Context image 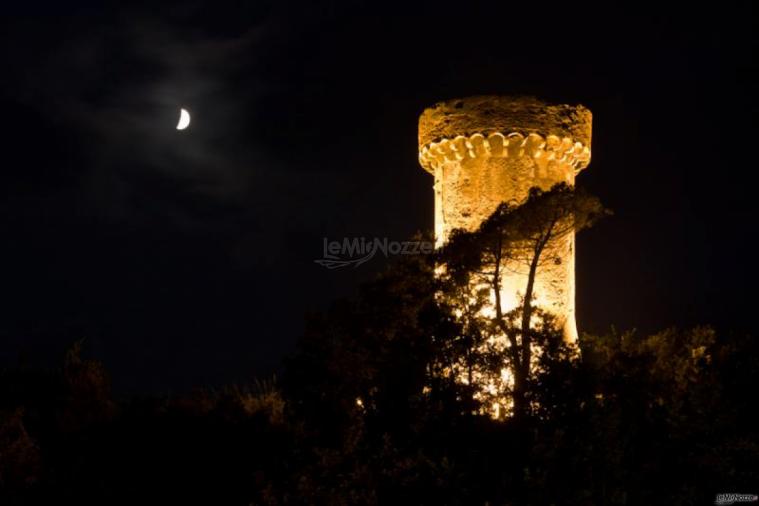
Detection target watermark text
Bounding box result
[314,237,434,269]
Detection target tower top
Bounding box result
[418,95,592,147]
[418,95,592,175]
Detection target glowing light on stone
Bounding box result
[418,95,592,343]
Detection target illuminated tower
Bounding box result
[417,96,592,342]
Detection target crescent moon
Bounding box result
[176,108,191,130]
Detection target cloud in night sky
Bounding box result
[3,3,342,226]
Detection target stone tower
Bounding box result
[417,96,592,342]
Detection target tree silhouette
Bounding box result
[438,183,609,420]
[2,194,758,504]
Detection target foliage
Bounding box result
[438,183,609,419]
[1,195,757,504]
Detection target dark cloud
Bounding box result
[4,6,270,203]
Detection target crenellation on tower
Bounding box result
[418,95,592,152]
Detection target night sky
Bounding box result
[1,1,756,393]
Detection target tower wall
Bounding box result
[418,96,592,342]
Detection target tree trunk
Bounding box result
[515,227,552,421]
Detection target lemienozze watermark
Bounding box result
[315,237,434,269]
[715,493,758,505]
